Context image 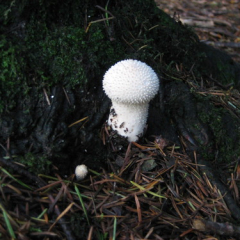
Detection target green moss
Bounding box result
[0,18,126,113]
[24,21,125,88]
[26,26,89,87]
[0,37,29,113]
[198,99,240,162]
[19,152,51,174]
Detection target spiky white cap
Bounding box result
[103,59,160,142]
[75,164,88,180]
[103,59,159,104]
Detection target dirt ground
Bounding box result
[155,0,240,63]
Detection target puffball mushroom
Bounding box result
[75,164,88,180]
[103,59,159,142]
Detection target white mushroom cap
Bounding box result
[75,164,88,180]
[103,59,160,142]
[103,59,159,104]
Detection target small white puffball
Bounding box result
[103,59,160,142]
[75,164,88,180]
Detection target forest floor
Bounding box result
[155,0,240,63]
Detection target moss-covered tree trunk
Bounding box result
[1,1,240,239]
[0,0,240,175]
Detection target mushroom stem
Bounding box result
[108,102,149,142]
